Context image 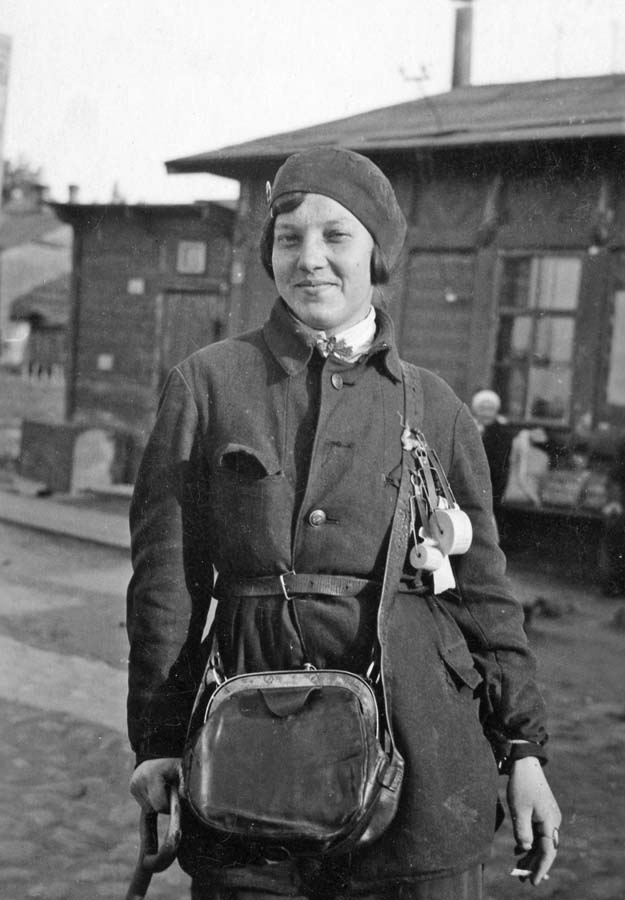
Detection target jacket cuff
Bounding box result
[498,740,548,775]
[134,732,186,767]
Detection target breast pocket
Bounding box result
[206,443,293,573]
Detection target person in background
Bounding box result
[600,437,625,596]
[127,147,560,900]
[503,427,550,509]
[470,390,513,529]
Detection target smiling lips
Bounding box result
[295,280,337,289]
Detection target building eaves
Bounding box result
[165,73,625,179]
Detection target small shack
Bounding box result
[24,200,234,489]
[166,74,625,528]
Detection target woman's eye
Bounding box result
[326,230,349,242]
[275,233,299,247]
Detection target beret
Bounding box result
[269,147,407,268]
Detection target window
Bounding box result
[176,240,207,274]
[493,255,581,424]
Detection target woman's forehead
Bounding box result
[274,193,361,227]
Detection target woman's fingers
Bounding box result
[130,758,181,813]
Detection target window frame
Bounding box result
[491,250,583,427]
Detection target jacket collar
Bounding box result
[262,297,403,382]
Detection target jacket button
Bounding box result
[331,373,344,390]
[308,508,327,526]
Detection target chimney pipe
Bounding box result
[68,183,80,204]
[451,0,473,88]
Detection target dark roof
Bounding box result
[10,274,71,328]
[166,74,625,178]
[49,199,235,228]
[0,206,70,250]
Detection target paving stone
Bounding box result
[0,839,38,863]
[0,867,31,880]
[34,883,72,900]
[23,808,58,828]
[95,881,133,897]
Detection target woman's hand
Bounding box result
[130,757,182,813]
[507,756,561,886]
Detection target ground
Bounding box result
[0,368,624,898]
[0,519,623,899]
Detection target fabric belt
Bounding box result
[214,573,380,600]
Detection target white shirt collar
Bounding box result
[314,306,377,363]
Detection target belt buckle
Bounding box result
[279,572,294,601]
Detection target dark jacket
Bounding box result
[127,299,547,885]
[481,419,513,508]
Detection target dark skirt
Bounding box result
[190,862,483,900]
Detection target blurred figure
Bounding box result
[471,390,513,523]
[600,439,625,596]
[503,427,550,508]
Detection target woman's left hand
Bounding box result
[506,756,561,885]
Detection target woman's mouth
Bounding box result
[295,280,336,289]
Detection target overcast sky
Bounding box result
[1,0,624,204]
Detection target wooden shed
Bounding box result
[25,201,235,488]
[166,74,625,523]
[50,201,234,433]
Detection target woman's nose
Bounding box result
[297,234,326,270]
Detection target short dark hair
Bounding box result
[259,192,391,285]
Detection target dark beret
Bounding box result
[268,147,407,268]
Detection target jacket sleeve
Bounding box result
[126,368,214,763]
[438,402,548,765]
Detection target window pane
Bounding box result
[526,365,572,421]
[500,255,581,311]
[533,257,581,311]
[500,257,532,309]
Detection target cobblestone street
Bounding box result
[0,501,624,899]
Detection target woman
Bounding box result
[127,147,560,899]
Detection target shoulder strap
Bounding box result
[379,361,423,618]
[375,362,423,751]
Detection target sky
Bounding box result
[0,0,624,205]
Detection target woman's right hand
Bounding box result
[130,757,182,813]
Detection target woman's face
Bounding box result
[271,193,374,335]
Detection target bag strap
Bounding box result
[375,362,423,758]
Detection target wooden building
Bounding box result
[166,74,625,520]
[50,201,234,434]
[25,201,235,488]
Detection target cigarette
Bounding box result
[510,869,549,880]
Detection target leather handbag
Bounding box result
[181,662,403,856]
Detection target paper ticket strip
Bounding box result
[401,426,473,594]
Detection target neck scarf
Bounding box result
[314,306,377,363]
